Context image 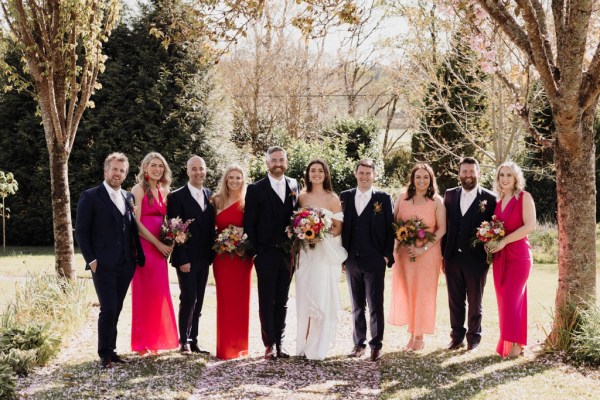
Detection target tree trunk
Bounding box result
[49,147,75,279]
[552,108,597,337]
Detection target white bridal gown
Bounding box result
[295,209,348,360]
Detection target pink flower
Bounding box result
[417,229,426,239]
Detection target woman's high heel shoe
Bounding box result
[507,343,523,358]
[410,338,425,351]
[403,338,414,351]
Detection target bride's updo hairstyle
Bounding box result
[304,158,334,193]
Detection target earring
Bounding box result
[144,173,149,182]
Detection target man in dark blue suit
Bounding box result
[75,152,145,369]
[443,157,497,352]
[167,155,215,355]
[340,159,394,362]
[244,146,298,360]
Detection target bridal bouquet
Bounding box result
[212,224,250,259]
[286,207,333,250]
[160,217,194,246]
[474,215,505,263]
[393,217,436,262]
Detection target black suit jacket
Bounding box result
[166,185,216,268]
[442,186,497,261]
[243,175,299,255]
[340,188,395,267]
[75,184,145,270]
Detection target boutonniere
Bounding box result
[289,190,297,200]
[478,200,487,213]
[373,201,383,215]
[128,198,137,217]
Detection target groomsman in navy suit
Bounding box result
[340,159,394,362]
[244,146,298,360]
[75,152,145,369]
[442,157,496,352]
[167,155,215,355]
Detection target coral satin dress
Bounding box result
[213,201,253,359]
[131,190,179,352]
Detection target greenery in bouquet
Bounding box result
[393,217,436,261]
[160,217,194,246]
[212,224,251,259]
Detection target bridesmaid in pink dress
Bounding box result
[389,163,446,351]
[211,164,253,359]
[130,152,179,355]
[489,161,536,358]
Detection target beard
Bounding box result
[269,166,286,177]
[460,176,477,191]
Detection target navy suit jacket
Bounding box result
[340,188,395,267]
[166,185,216,268]
[75,184,145,270]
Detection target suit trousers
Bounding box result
[91,258,136,358]
[345,254,386,350]
[176,263,210,344]
[444,253,489,345]
[254,247,292,347]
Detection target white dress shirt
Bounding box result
[188,183,206,211]
[460,187,478,216]
[103,181,125,215]
[268,174,286,203]
[355,187,373,216]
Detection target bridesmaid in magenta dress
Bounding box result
[211,164,253,359]
[489,161,536,358]
[130,152,179,355]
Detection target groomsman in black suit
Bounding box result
[167,155,215,355]
[443,157,496,352]
[75,152,145,368]
[340,159,394,362]
[244,146,298,360]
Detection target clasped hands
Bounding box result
[485,240,506,253]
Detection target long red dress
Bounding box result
[493,191,532,357]
[213,201,253,359]
[131,191,179,352]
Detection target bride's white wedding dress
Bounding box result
[295,209,348,360]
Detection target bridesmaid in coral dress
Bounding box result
[130,152,179,355]
[212,164,253,359]
[490,161,536,358]
[388,163,446,351]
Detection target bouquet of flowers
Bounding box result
[212,224,251,259]
[393,217,436,262]
[286,207,333,250]
[474,215,506,263]
[160,217,194,246]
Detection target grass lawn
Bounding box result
[1,246,600,399]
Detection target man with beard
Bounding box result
[244,146,298,360]
[442,157,496,352]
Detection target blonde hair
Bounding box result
[135,152,172,204]
[104,152,129,172]
[212,163,247,210]
[494,161,526,198]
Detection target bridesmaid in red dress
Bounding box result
[130,152,179,355]
[489,161,536,358]
[211,164,253,359]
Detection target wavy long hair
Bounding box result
[304,158,334,193]
[135,152,172,205]
[212,163,247,210]
[494,161,526,198]
[405,163,438,201]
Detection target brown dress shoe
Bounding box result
[446,340,465,350]
[370,348,381,361]
[348,346,366,358]
[264,345,277,361]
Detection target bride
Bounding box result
[295,158,348,360]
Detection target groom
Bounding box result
[244,146,298,360]
[167,155,216,355]
[75,152,145,369]
[340,159,394,362]
[443,157,496,352]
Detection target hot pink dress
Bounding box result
[388,194,442,336]
[493,191,532,356]
[131,191,179,352]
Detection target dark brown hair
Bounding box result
[405,163,438,201]
[304,159,333,193]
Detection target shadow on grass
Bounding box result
[18,352,208,400]
[195,354,381,399]
[380,349,551,399]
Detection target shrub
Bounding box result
[529,222,558,264]
[0,325,60,367]
[571,302,600,365]
[0,349,37,376]
[0,363,15,399]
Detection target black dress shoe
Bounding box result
[446,340,465,351]
[264,345,277,361]
[276,345,290,359]
[180,344,192,355]
[348,346,366,358]
[467,342,479,352]
[111,354,128,364]
[370,348,381,362]
[100,357,113,369]
[190,343,210,355]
